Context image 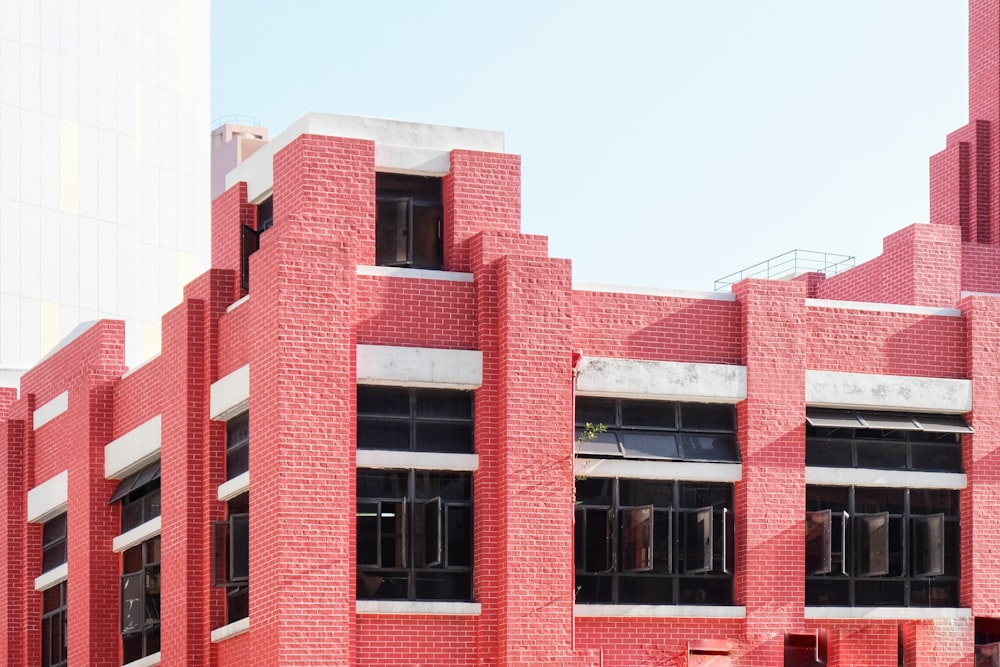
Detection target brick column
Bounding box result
[732,279,807,665]
[0,390,27,666]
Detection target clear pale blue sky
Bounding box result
[211,2,969,292]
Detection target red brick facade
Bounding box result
[6,3,1000,666]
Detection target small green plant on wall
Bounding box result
[578,422,607,443]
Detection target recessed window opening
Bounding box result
[239,195,272,293]
[805,486,959,607]
[41,581,67,667]
[357,387,473,453]
[574,478,734,605]
[376,173,443,270]
[213,493,249,624]
[575,397,740,462]
[121,537,160,663]
[226,411,250,480]
[109,463,162,534]
[41,513,68,573]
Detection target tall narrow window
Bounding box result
[375,173,443,270]
[40,581,67,667]
[226,411,250,480]
[41,513,67,573]
[108,463,161,533]
[121,537,160,663]
[213,493,249,623]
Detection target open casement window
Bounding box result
[213,513,250,587]
[357,500,407,568]
[621,505,655,573]
[806,510,832,575]
[682,506,714,574]
[856,512,890,576]
[912,513,945,577]
[240,225,259,292]
[414,497,442,568]
[375,173,444,270]
[41,581,67,667]
[575,507,614,573]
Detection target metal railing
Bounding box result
[714,249,855,291]
[210,114,262,129]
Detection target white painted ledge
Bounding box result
[357,450,478,472]
[27,471,68,523]
[33,391,68,429]
[357,345,482,389]
[805,467,967,489]
[226,294,250,313]
[576,459,741,482]
[805,606,969,620]
[34,563,67,592]
[356,600,481,615]
[806,299,962,317]
[211,616,250,643]
[576,357,746,404]
[211,365,250,421]
[806,370,971,414]
[573,283,736,301]
[113,517,161,553]
[356,265,474,282]
[218,471,250,501]
[574,604,745,618]
[122,652,161,667]
[105,416,162,480]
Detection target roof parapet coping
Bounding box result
[226,113,506,202]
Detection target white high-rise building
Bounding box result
[0,1,211,384]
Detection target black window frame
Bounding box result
[40,580,67,667]
[357,386,474,453]
[375,173,444,270]
[41,513,67,574]
[806,409,968,473]
[120,536,160,663]
[357,469,473,602]
[574,397,740,462]
[574,478,734,605]
[240,196,273,292]
[212,493,249,624]
[805,485,959,607]
[226,411,250,480]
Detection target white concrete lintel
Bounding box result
[573,283,736,301]
[357,345,482,389]
[104,415,162,480]
[576,357,746,403]
[575,459,741,482]
[218,472,250,501]
[33,391,68,430]
[27,471,68,523]
[211,616,250,643]
[806,370,971,413]
[211,365,250,421]
[357,450,478,472]
[356,600,482,615]
[113,517,162,553]
[356,265,474,282]
[574,604,745,618]
[34,563,68,591]
[806,299,962,317]
[122,651,161,667]
[804,606,969,620]
[805,467,967,489]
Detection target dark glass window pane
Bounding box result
[357,502,379,566]
[680,403,735,431]
[855,487,904,514]
[806,437,853,467]
[575,478,613,505]
[910,489,958,515]
[806,579,849,606]
[805,486,849,513]
[414,571,471,601]
[806,510,832,575]
[411,204,442,269]
[227,586,249,623]
[855,579,905,606]
[415,422,473,453]
[42,514,67,544]
[227,444,249,479]
[227,412,249,447]
[619,479,673,508]
[575,397,616,426]
[856,440,907,470]
[358,386,409,416]
[574,574,613,604]
[911,443,962,472]
[122,633,143,664]
[357,419,409,450]
[358,470,407,498]
[621,432,679,459]
[414,471,471,501]
[42,541,66,572]
[415,390,472,419]
[678,577,733,605]
[121,500,144,534]
[446,505,473,567]
[679,484,731,510]
[376,199,408,266]
[230,515,250,580]
[681,433,739,462]
[911,580,959,607]
[574,430,622,456]
[43,585,63,611]
[618,575,674,604]
[621,400,675,428]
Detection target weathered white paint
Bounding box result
[575,357,747,403]
[356,450,479,472]
[574,459,741,482]
[805,467,966,489]
[34,563,67,592]
[574,604,746,618]
[27,471,68,523]
[218,471,250,501]
[805,370,972,413]
[33,391,68,430]
[357,345,483,389]
[210,365,250,421]
[227,112,505,202]
[356,601,482,615]
[573,283,736,301]
[805,607,969,620]
[806,299,962,318]
[211,617,250,643]
[113,517,162,553]
[104,416,162,480]
[355,265,475,283]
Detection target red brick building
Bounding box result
[8,3,1000,666]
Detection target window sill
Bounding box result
[356,600,481,615]
[574,459,741,482]
[356,450,478,472]
[218,471,250,501]
[113,516,161,553]
[574,604,746,618]
[122,652,161,667]
[211,616,250,643]
[34,563,68,591]
[226,294,250,313]
[804,467,967,489]
[804,606,970,620]
[356,265,474,283]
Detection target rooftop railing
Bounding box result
[714,249,855,291]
